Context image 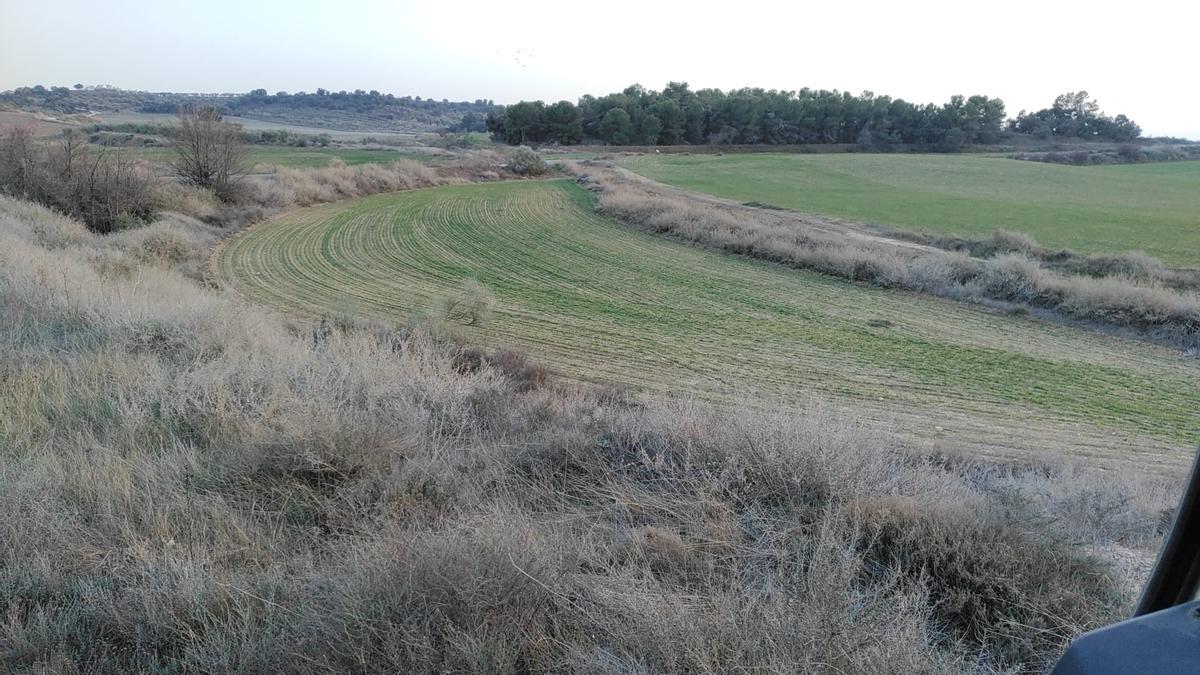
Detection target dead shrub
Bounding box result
[414,279,497,339]
[151,182,220,221]
[852,494,1122,666]
[485,347,553,392]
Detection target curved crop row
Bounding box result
[217,180,1200,467]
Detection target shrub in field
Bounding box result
[509,145,549,176]
[410,278,497,339]
[440,278,496,327]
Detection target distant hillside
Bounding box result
[0,85,495,133]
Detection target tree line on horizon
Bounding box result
[0,85,494,120]
[485,83,1141,148]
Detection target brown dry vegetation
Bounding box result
[892,229,1200,292]
[0,128,156,232]
[151,150,513,218]
[0,191,1181,673]
[0,125,515,237]
[573,162,1200,352]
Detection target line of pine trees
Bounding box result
[486,83,1141,148]
[486,83,1006,149]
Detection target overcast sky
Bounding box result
[2,0,1196,138]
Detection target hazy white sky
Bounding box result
[2,0,1197,138]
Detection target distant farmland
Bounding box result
[113,144,435,170]
[618,154,1200,266]
[217,179,1200,469]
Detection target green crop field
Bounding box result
[109,144,432,169]
[618,153,1200,266]
[217,179,1200,468]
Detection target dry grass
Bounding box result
[574,162,1200,351]
[0,195,1179,673]
[245,150,514,209]
[895,229,1200,291]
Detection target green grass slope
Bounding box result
[217,179,1200,467]
[617,154,1200,266]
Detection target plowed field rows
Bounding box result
[217,179,1200,469]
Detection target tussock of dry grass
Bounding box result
[0,196,1178,673]
[250,158,443,207]
[896,228,1200,291]
[574,162,1200,351]
[246,150,512,209]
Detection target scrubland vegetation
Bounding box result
[1010,143,1200,166]
[0,101,1195,672]
[0,193,1180,673]
[0,109,514,233]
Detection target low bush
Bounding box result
[509,145,549,176]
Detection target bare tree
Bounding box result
[170,106,248,201]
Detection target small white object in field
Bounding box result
[934,426,944,432]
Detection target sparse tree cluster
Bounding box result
[0,128,154,232]
[1009,91,1141,142]
[487,83,1007,148]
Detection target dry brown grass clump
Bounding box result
[246,151,522,210]
[249,158,444,207]
[574,162,1200,351]
[0,196,1178,673]
[896,228,1200,291]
